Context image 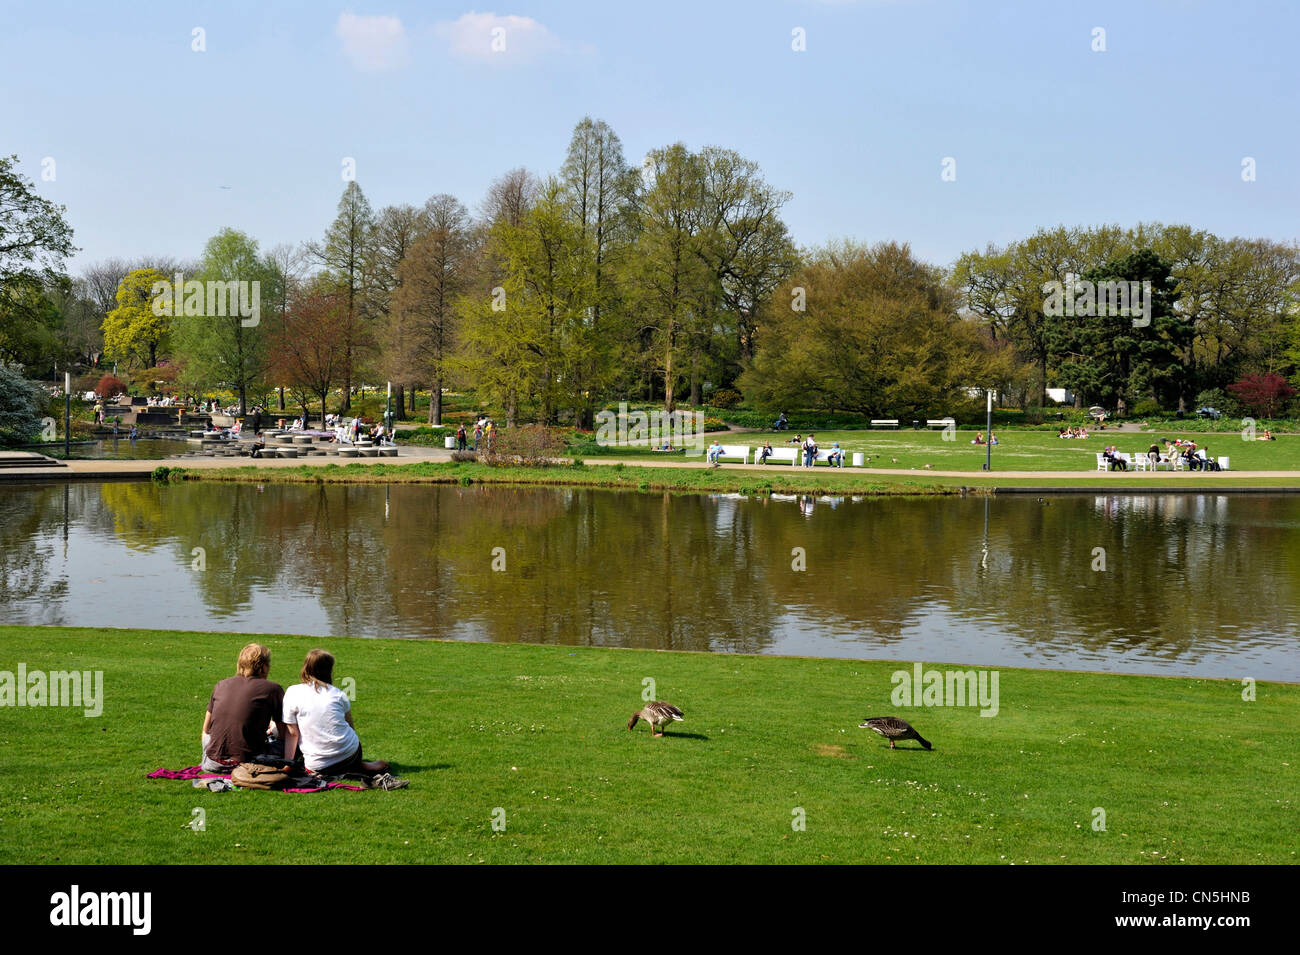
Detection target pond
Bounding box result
[2,482,1296,680]
[28,437,192,460]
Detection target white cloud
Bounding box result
[336,12,409,71]
[434,12,561,63]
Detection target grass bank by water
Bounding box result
[1,627,1294,864]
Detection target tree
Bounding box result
[741,241,1010,418]
[389,195,474,425]
[1044,249,1184,413]
[1228,372,1295,418]
[629,143,710,411]
[309,182,374,410]
[262,242,309,410]
[0,155,75,298]
[268,284,349,426]
[691,146,798,384]
[0,155,76,373]
[170,228,272,413]
[562,117,636,426]
[455,179,594,425]
[0,362,45,445]
[102,268,170,370]
[367,204,427,418]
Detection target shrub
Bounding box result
[150,466,170,482]
[95,374,126,398]
[709,388,742,409]
[0,364,45,446]
[395,425,453,446]
[1228,373,1296,419]
[1194,388,1235,416]
[450,450,478,463]
[1131,398,1163,418]
[482,425,567,467]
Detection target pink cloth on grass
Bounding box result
[148,765,365,792]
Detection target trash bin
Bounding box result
[444,435,456,449]
[852,452,864,467]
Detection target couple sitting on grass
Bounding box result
[201,643,406,789]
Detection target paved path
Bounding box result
[1,445,1296,483]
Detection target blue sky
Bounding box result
[3,0,1297,272]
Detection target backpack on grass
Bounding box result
[231,762,292,790]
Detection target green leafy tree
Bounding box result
[102,268,170,370]
[0,155,76,371]
[170,228,272,413]
[742,241,1010,418]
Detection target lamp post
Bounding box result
[64,371,71,459]
[983,389,993,471]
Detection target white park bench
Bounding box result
[926,418,954,428]
[703,444,751,464]
[870,419,899,428]
[754,447,800,465]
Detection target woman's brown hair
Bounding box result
[300,649,335,692]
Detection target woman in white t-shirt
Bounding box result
[282,649,389,778]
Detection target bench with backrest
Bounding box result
[754,447,800,466]
[870,419,899,428]
[926,418,954,428]
[703,443,751,464]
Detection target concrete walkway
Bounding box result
[1,445,1296,483]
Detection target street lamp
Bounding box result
[64,371,71,459]
[983,389,994,471]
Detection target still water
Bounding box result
[2,482,1296,680]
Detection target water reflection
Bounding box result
[0,482,1295,679]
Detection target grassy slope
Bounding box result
[166,459,1300,495]
[1,627,1294,865]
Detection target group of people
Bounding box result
[765,433,843,467]
[1103,439,1223,471]
[201,643,405,789]
[454,417,495,452]
[971,432,999,445]
[1058,426,1090,439]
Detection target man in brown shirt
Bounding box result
[200,644,286,771]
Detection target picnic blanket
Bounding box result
[148,765,366,793]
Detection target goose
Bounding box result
[629,701,684,737]
[859,716,932,750]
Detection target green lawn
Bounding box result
[693,429,1300,472]
[1,626,1294,864]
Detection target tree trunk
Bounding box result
[429,379,443,426]
[277,386,285,412]
[393,385,406,421]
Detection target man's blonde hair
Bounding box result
[236,643,271,679]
